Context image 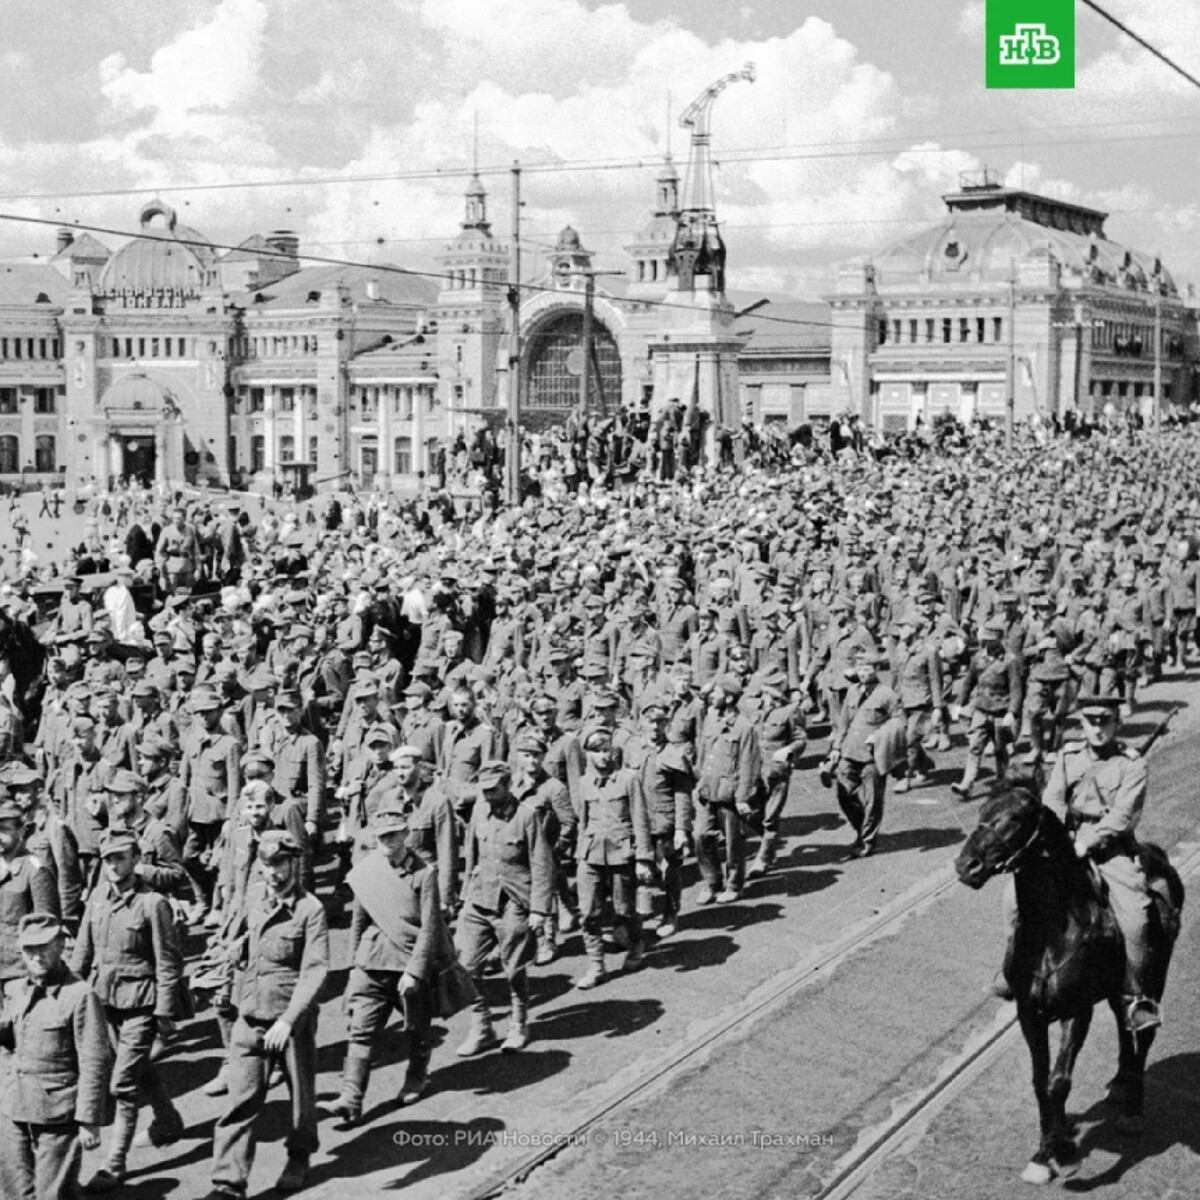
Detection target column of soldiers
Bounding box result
[0,425,1197,1194]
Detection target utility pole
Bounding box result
[1153,282,1163,440]
[506,161,522,507]
[1005,263,1016,451]
[578,271,594,419]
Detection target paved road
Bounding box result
[95,667,1200,1200]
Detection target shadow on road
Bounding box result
[530,996,664,1042]
[1062,1051,1200,1192]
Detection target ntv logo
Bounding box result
[998,24,1061,66]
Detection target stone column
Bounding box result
[376,385,392,491]
[413,383,426,478]
[109,435,122,484]
[154,425,166,485]
[263,387,277,479]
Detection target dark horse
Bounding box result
[956,783,1184,1184]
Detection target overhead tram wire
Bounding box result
[1080,0,1200,93]
[0,209,841,333]
[2,118,1200,205]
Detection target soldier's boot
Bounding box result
[951,757,979,800]
[133,1074,184,1148]
[455,990,500,1057]
[400,1028,432,1105]
[746,834,778,879]
[1122,928,1162,1033]
[320,1048,371,1125]
[203,1063,230,1097]
[534,921,557,966]
[575,937,607,990]
[1024,721,1045,766]
[502,975,530,1053]
[88,1098,138,1191]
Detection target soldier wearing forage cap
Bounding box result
[747,669,806,878]
[951,619,1024,801]
[210,830,328,1197]
[6,765,84,935]
[322,809,451,1127]
[828,649,903,859]
[574,726,653,989]
[265,688,324,890]
[888,614,944,793]
[694,673,762,901]
[102,770,190,901]
[72,828,185,1192]
[0,913,112,1200]
[454,759,555,1057]
[179,688,241,919]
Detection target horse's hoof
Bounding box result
[1021,1161,1056,1185]
[1115,1113,1144,1136]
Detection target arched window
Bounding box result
[34,435,56,472]
[0,435,19,474]
[394,436,412,474]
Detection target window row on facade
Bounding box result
[230,433,422,475]
[107,335,191,359]
[0,387,59,414]
[1090,319,1183,358]
[0,336,60,360]
[877,315,1005,346]
[238,334,321,358]
[0,434,58,473]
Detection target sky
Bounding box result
[2,0,1200,298]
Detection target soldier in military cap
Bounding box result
[180,688,241,920]
[72,828,186,1191]
[0,913,112,1200]
[210,829,328,1196]
[997,696,1161,1031]
[694,674,762,900]
[103,769,190,900]
[322,808,451,1126]
[265,688,324,890]
[7,765,84,934]
[455,759,554,1056]
[575,726,653,988]
[749,669,806,876]
[398,680,444,768]
[951,619,1023,800]
[0,798,59,1015]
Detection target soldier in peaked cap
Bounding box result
[103,769,190,902]
[748,669,806,878]
[210,827,328,1196]
[72,827,186,1191]
[323,806,452,1126]
[0,912,113,1200]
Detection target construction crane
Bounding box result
[669,62,755,294]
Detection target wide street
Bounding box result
[47,591,1187,1200]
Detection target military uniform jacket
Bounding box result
[577,768,652,866]
[620,734,693,836]
[26,816,83,931]
[757,701,807,772]
[271,729,327,826]
[50,749,112,858]
[697,708,763,808]
[462,797,555,914]
[957,649,1024,717]
[180,725,241,825]
[832,683,903,766]
[348,852,445,981]
[72,879,184,1017]
[0,964,113,1127]
[1043,741,1147,858]
[890,640,944,711]
[235,888,328,1026]
[0,854,59,981]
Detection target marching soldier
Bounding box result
[951,620,1023,801]
[455,760,555,1056]
[748,670,806,877]
[72,829,187,1191]
[888,615,943,793]
[209,830,328,1196]
[322,809,449,1126]
[0,799,59,1015]
[0,913,113,1200]
[575,727,653,989]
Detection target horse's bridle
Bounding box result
[973,805,1043,876]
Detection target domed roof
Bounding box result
[556,225,583,252]
[99,201,218,294]
[873,188,1176,296]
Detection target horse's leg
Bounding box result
[1046,1010,1092,1163]
[1018,1006,1057,1184]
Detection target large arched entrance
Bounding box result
[523,310,622,424]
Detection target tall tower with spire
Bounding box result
[625,154,681,297]
[434,172,509,419]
